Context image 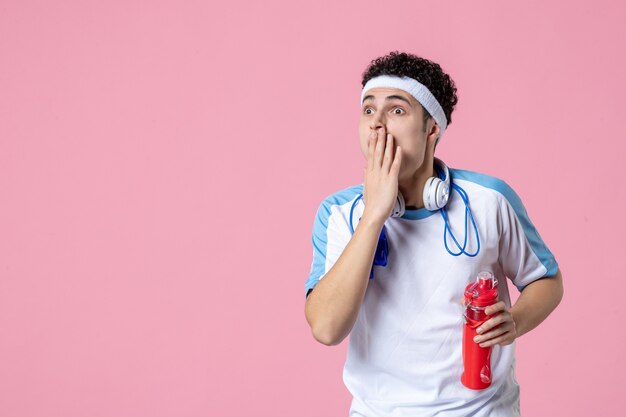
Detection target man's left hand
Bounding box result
[473,301,518,348]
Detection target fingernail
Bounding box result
[476,327,483,334]
[474,336,481,342]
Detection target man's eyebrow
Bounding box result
[362,94,412,106]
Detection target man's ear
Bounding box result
[427,120,441,146]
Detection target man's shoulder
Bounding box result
[450,167,522,206]
[312,184,363,230]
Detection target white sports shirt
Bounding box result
[304,168,559,417]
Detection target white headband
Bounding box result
[360,75,448,143]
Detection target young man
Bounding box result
[304,51,564,417]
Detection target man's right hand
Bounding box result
[362,126,402,224]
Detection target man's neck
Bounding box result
[399,160,436,210]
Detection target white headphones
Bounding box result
[391,157,450,217]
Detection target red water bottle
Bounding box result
[461,271,499,390]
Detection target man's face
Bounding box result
[358,87,435,180]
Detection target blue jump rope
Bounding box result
[348,168,481,279]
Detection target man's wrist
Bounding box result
[509,305,525,339]
[359,211,386,230]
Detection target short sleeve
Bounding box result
[496,181,559,292]
[304,199,352,299]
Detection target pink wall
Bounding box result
[1,0,623,416]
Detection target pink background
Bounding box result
[1,1,623,416]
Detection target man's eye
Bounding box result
[363,107,405,115]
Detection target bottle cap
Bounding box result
[464,271,499,307]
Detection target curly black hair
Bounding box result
[361,51,458,133]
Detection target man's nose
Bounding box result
[370,111,386,129]
[370,124,387,135]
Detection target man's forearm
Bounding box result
[510,268,564,338]
[305,213,385,346]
